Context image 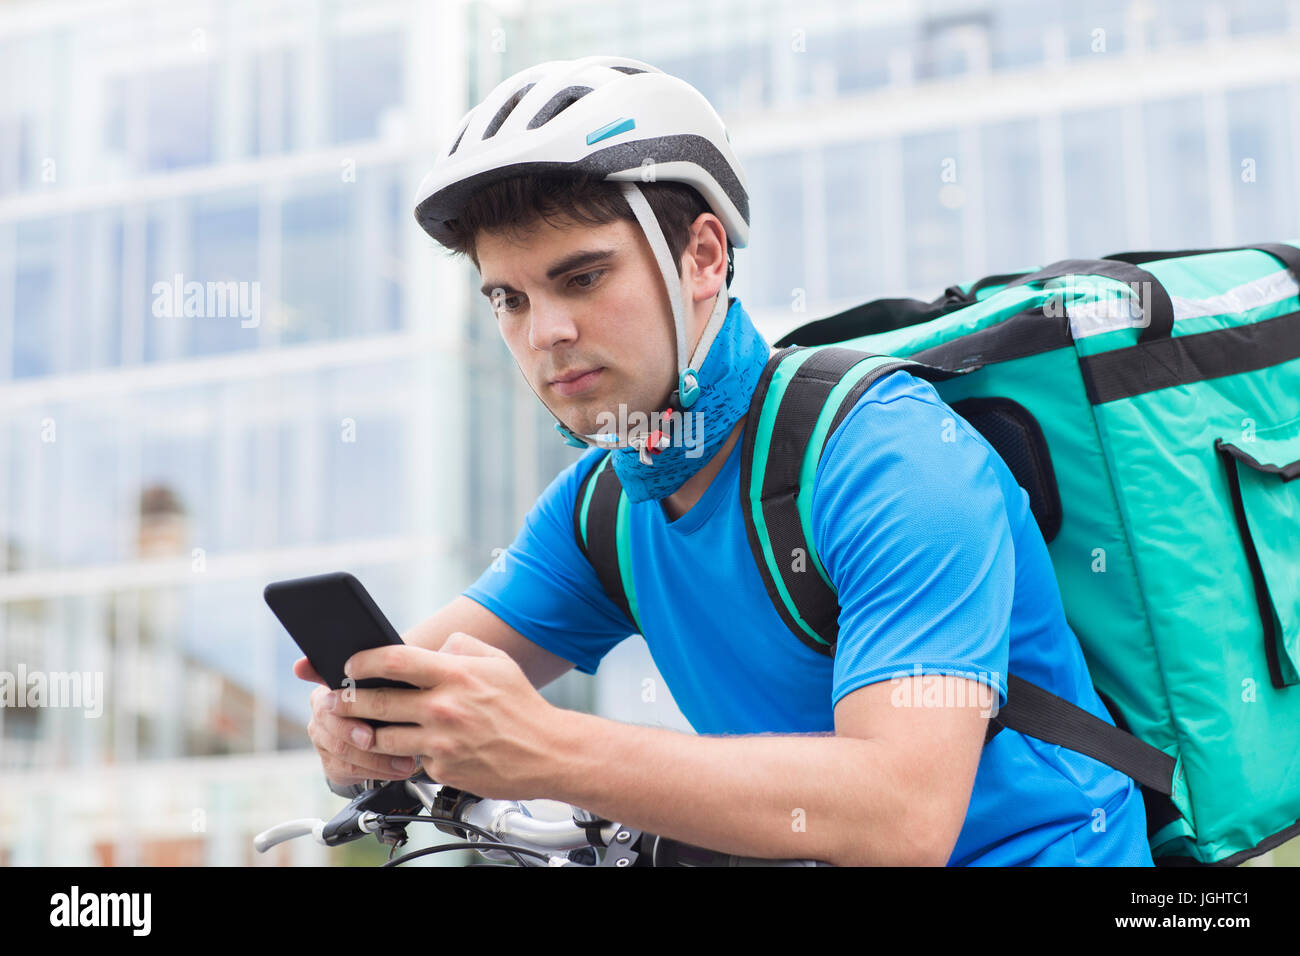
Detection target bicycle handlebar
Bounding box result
[253,770,830,867]
[252,818,325,853]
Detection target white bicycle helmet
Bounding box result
[413,55,751,459]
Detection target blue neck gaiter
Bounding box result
[609,296,771,503]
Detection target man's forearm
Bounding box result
[397,597,577,689]
[545,711,950,867]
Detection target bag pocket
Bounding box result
[1215,415,1300,688]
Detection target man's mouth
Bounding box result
[549,367,604,397]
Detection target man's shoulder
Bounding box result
[807,365,1015,562]
[838,365,952,423]
[814,367,977,481]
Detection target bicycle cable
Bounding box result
[374,813,535,867]
[381,841,553,867]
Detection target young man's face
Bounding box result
[475,214,680,438]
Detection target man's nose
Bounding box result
[528,299,579,351]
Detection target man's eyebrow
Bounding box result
[480,248,617,297]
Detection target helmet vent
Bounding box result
[447,121,469,156]
[610,66,646,74]
[482,82,536,139]
[526,85,594,129]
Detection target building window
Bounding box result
[104,65,215,174]
[824,140,889,303]
[1143,95,1213,249]
[1061,107,1130,256]
[981,118,1044,270]
[744,150,806,311]
[328,31,405,143]
[1227,84,1296,244]
[249,47,298,157]
[281,184,354,344]
[902,130,964,292]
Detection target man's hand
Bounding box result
[295,657,421,788]
[328,631,566,799]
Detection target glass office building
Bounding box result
[1,0,1296,864]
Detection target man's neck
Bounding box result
[657,345,780,523]
[659,416,746,522]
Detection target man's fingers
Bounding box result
[315,706,382,755]
[309,713,418,778]
[372,722,437,759]
[322,752,416,781]
[294,657,326,685]
[344,643,467,688]
[330,686,426,725]
[310,690,418,775]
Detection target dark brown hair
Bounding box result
[436,172,733,286]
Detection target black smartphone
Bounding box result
[264,571,417,728]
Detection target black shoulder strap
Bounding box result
[739,346,959,657]
[992,676,1177,796]
[573,453,640,634]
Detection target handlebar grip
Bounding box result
[645,835,831,867]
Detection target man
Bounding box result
[297,55,1154,866]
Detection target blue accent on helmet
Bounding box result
[586,117,635,145]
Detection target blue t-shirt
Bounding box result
[465,366,1154,866]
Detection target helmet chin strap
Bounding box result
[551,181,729,462]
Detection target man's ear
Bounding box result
[685,213,728,304]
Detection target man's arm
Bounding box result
[401,595,576,689]
[544,675,989,866]
[333,636,989,865]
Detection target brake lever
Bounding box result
[322,777,427,847]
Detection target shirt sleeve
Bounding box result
[463,448,636,675]
[811,371,1013,712]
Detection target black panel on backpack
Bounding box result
[948,397,1064,544]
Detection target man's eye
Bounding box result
[490,291,524,314]
[570,269,606,289]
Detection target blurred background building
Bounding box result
[0,0,1297,865]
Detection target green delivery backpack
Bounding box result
[574,241,1300,866]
